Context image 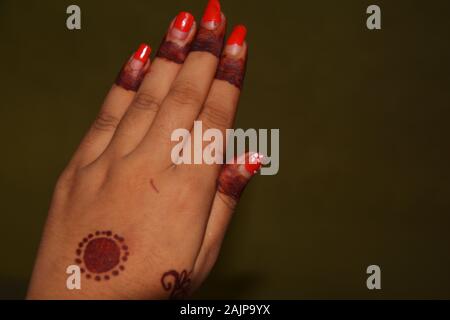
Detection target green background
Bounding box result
[1,0,450,299]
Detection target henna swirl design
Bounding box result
[217,163,248,202]
[161,270,192,299]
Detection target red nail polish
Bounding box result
[227,25,247,46]
[202,0,221,25]
[133,44,152,63]
[174,12,194,33]
[245,153,263,175]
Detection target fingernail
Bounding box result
[116,44,151,91]
[202,0,221,29]
[133,43,152,63]
[227,25,247,46]
[170,11,194,42]
[244,153,264,175]
[225,25,247,56]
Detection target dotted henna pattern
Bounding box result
[75,231,129,281]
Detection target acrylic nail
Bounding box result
[170,12,195,41]
[174,11,194,33]
[202,0,222,29]
[227,25,247,46]
[244,153,264,175]
[116,44,151,91]
[225,25,247,56]
[133,43,152,63]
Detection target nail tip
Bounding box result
[227,25,248,46]
[202,0,222,24]
[134,43,152,62]
[244,153,264,175]
[174,11,195,33]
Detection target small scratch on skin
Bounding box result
[150,179,160,194]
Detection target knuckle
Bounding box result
[201,100,230,130]
[55,168,76,192]
[93,111,120,132]
[169,80,204,107]
[132,92,161,113]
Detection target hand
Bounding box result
[28,0,262,300]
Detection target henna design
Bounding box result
[215,56,247,90]
[157,40,191,64]
[217,164,249,202]
[161,270,192,300]
[218,154,262,201]
[115,60,147,91]
[191,27,224,58]
[74,231,129,281]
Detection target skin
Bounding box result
[27,12,254,300]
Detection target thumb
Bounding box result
[191,152,264,290]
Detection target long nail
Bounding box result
[244,153,264,176]
[215,25,248,89]
[202,0,221,30]
[157,12,195,64]
[171,11,195,40]
[191,0,225,57]
[133,43,152,63]
[226,25,247,56]
[116,43,151,91]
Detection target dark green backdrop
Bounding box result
[1,0,449,299]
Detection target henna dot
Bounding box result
[78,242,83,248]
[86,274,91,279]
[80,268,85,273]
[83,238,88,242]
[95,276,101,281]
[112,270,119,276]
[88,234,93,238]
[122,245,128,250]
[119,266,125,271]
[75,258,82,264]
[83,238,121,273]
[106,231,112,236]
[122,257,128,262]
[95,231,100,236]
[104,275,110,280]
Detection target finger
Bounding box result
[70,44,151,167]
[134,0,226,165]
[191,153,263,288]
[105,12,196,157]
[195,25,248,176]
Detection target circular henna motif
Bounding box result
[74,231,129,281]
